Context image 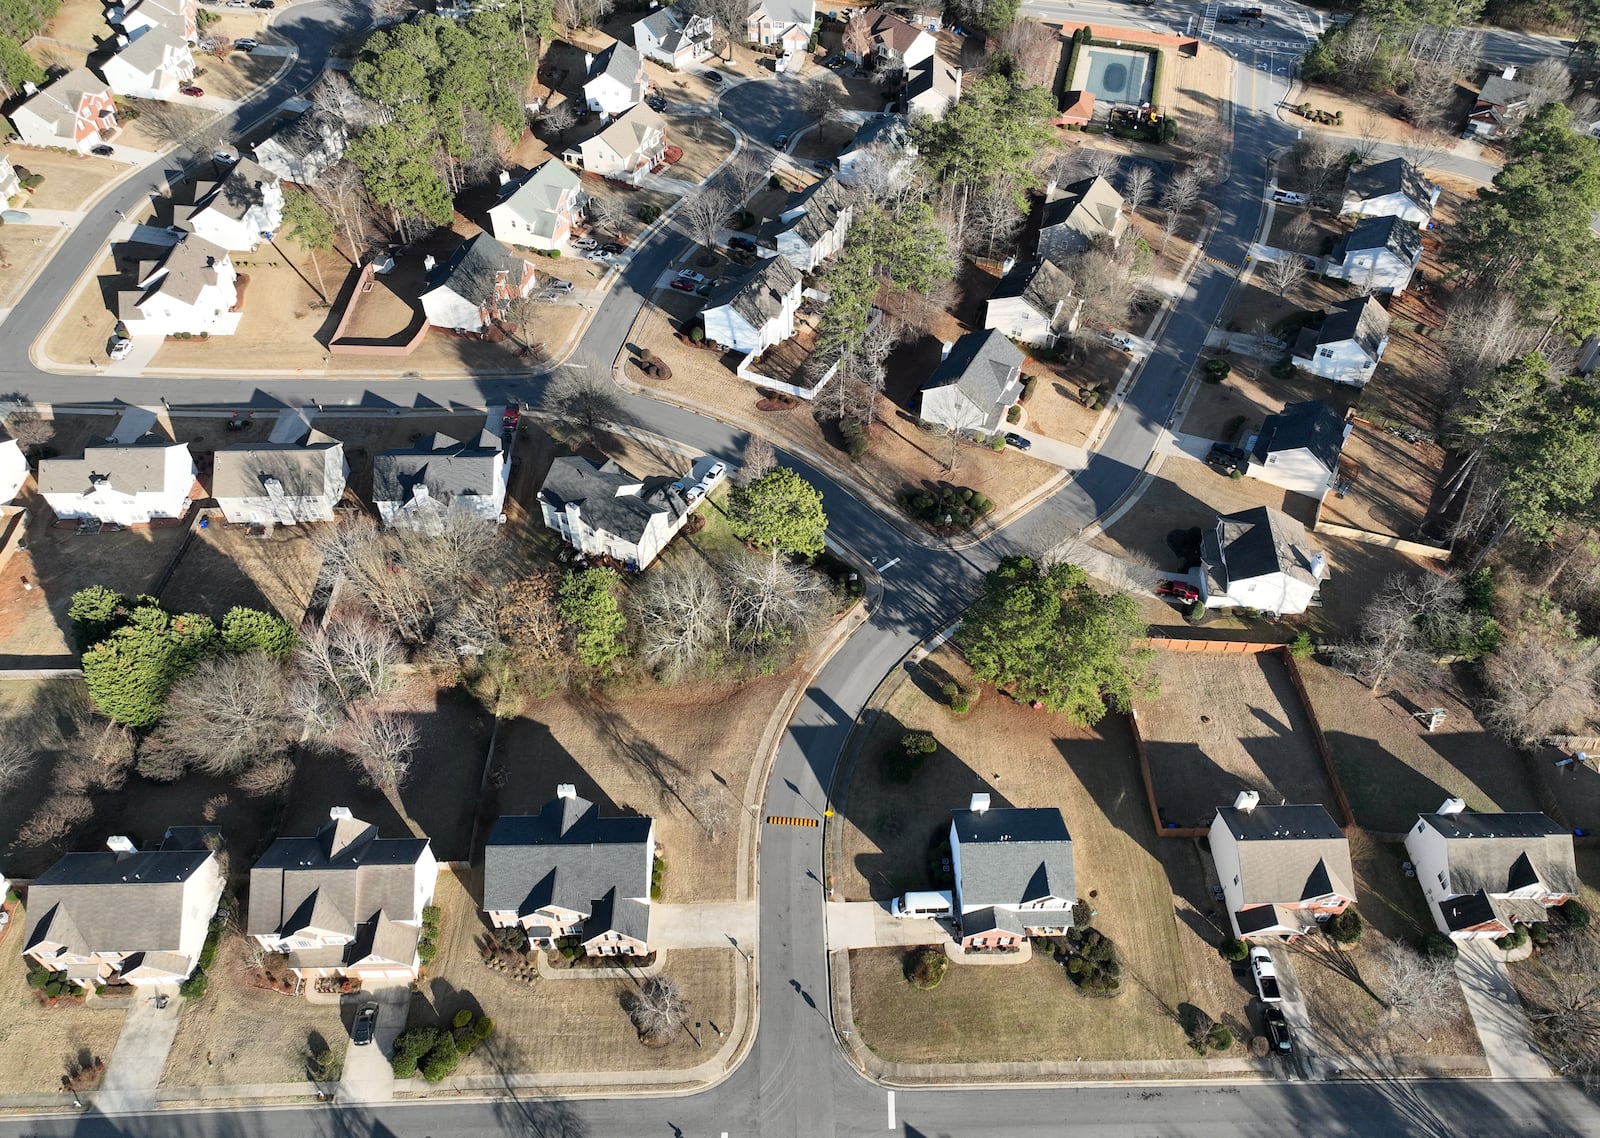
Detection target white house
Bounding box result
[1209,793,1354,942]
[950,794,1075,951]
[632,5,713,68]
[484,786,656,957]
[251,107,348,186]
[1247,399,1350,499]
[905,58,961,119]
[1405,801,1578,940]
[1036,175,1127,263]
[0,427,27,503]
[111,0,199,43]
[1341,157,1440,227]
[538,454,696,569]
[836,114,917,189]
[38,437,195,526]
[99,25,194,100]
[984,258,1082,347]
[747,0,814,56]
[1292,295,1390,387]
[919,328,1024,437]
[488,159,588,251]
[1468,66,1535,138]
[0,153,20,203]
[583,40,649,117]
[211,429,348,524]
[419,233,540,334]
[247,807,437,981]
[1199,506,1328,616]
[178,157,284,252]
[700,256,802,354]
[6,68,119,154]
[23,830,225,990]
[115,234,241,338]
[758,175,853,272]
[373,430,507,527]
[841,7,936,69]
[563,102,666,185]
[1322,214,1423,294]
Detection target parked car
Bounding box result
[1157,580,1199,602]
[587,250,614,262]
[572,236,599,249]
[1002,432,1031,451]
[685,484,706,504]
[599,242,625,255]
[676,269,705,283]
[1109,332,1137,351]
[90,144,115,157]
[1262,1006,1293,1056]
[1238,6,1263,16]
[225,1,249,8]
[179,84,204,97]
[772,133,790,148]
[1209,442,1247,462]
[705,70,723,84]
[1272,189,1309,205]
[645,94,667,111]
[728,235,757,252]
[251,0,275,9]
[109,337,134,360]
[234,36,258,48]
[696,282,718,296]
[705,460,726,481]
[352,1003,378,1046]
[214,150,237,164]
[670,278,697,292]
[549,279,575,291]
[1250,948,1282,1003]
[502,403,521,431]
[1206,442,1247,474]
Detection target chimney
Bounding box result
[1438,797,1467,816]
[106,835,136,853]
[1309,551,1328,579]
[328,805,353,820]
[1000,255,1016,276]
[585,52,594,73]
[116,32,129,47]
[940,340,954,362]
[424,254,436,272]
[498,169,511,185]
[557,783,577,799]
[969,792,990,813]
[1501,64,1517,80]
[1233,790,1260,813]
[22,80,37,96]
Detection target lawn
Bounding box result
[156,518,326,627]
[660,113,735,184]
[1178,333,1359,444]
[161,932,343,1091]
[0,226,67,307]
[836,648,1250,1063]
[0,901,126,1096]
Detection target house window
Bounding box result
[1318,349,1334,358]
[1438,872,1447,889]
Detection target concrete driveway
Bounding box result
[1455,940,1552,1079]
[825,901,954,950]
[651,902,757,949]
[95,986,185,1114]
[335,984,411,1105]
[1009,428,1087,471]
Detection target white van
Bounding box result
[892,890,953,920]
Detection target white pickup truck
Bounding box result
[1250,947,1282,1003]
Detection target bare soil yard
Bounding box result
[1136,650,1339,831]
[0,902,125,1096]
[161,932,343,1090]
[1318,422,1448,542]
[837,648,1250,1063]
[418,868,737,1077]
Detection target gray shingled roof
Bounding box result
[759,175,851,252]
[1251,399,1346,471]
[951,806,1075,910]
[1040,175,1126,242]
[751,0,813,32]
[495,159,583,240]
[111,22,187,70]
[1420,811,1578,898]
[22,829,218,958]
[15,68,113,136]
[700,255,800,333]
[187,156,278,223]
[921,328,1024,410]
[1330,214,1422,264]
[1301,295,1390,356]
[255,106,347,163]
[36,437,190,495]
[844,113,910,154]
[1216,804,1353,906]
[210,429,342,499]
[1206,506,1324,586]
[539,454,685,543]
[990,259,1074,326]
[422,232,534,312]
[373,430,501,506]
[247,813,431,938]
[1478,73,1534,110]
[117,233,231,318]
[484,793,652,929]
[587,40,646,99]
[1343,157,1434,208]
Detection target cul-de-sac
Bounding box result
[0,0,1599,1131]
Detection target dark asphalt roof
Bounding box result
[700,255,800,332]
[921,328,1024,407]
[248,813,431,937]
[1216,805,1353,905]
[373,430,501,504]
[423,232,533,308]
[1303,295,1390,355]
[1418,811,1578,898]
[950,805,1074,910]
[1330,214,1422,264]
[1250,399,1346,471]
[1207,506,1323,585]
[1343,157,1433,207]
[539,455,685,543]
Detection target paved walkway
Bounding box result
[650,901,757,949]
[1455,940,1552,1080]
[95,986,185,1114]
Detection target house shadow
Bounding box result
[1323,729,1450,834]
[1139,738,1241,832]
[486,717,610,828]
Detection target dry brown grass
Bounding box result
[0,226,69,308]
[1318,423,1447,541]
[156,519,326,626]
[420,868,737,1076]
[37,0,111,49]
[660,114,735,184]
[5,148,124,211]
[0,902,126,1095]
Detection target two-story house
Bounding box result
[632,5,714,68]
[841,8,936,69]
[1406,801,1578,940]
[1246,398,1350,499]
[1209,794,1355,941]
[251,107,348,186]
[836,114,917,188]
[746,0,814,56]
[1198,506,1329,616]
[38,436,196,526]
[583,40,649,116]
[23,829,224,990]
[115,234,240,338]
[984,258,1082,347]
[373,430,507,528]
[918,328,1024,437]
[538,454,694,568]
[112,0,199,43]
[247,807,437,982]
[419,233,541,334]
[563,103,667,185]
[177,157,284,252]
[758,175,853,272]
[484,786,656,957]
[950,794,1075,951]
[905,58,961,119]
[1468,65,1535,138]
[488,159,588,252]
[699,255,802,354]
[99,25,194,100]
[1036,175,1127,263]
[0,152,21,203]
[1321,214,1423,294]
[7,68,119,154]
[211,429,348,524]
[1292,295,1391,386]
[1340,157,1440,228]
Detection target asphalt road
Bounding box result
[1,3,1598,1136]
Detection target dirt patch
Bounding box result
[1137,650,1339,831]
[418,867,737,1076]
[0,226,69,307]
[161,931,343,1090]
[5,148,123,211]
[0,900,126,1096]
[837,647,1250,1062]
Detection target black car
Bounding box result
[1209,442,1247,462]
[1262,1006,1293,1056]
[600,242,625,255]
[352,1003,379,1046]
[705,70,723,84]
[728,235,757,252]
[645,95,667,111]
[1003,432,1032,451]
[772,133,790,148]
[90,144,115,157]
[251,0,274,7]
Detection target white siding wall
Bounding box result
[1404,821,1455,936]
[1247,448,1334,499]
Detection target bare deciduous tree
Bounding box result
[311,160,373,259]
[586,192,630,239]
[688,777,734,839]
[1062,244,1153,334]
[498,570,567,670]
[539,102,578,145]
[800,78,843,124]
[1351,114,1385,162]
[1082,148,1121,181]
[151,653,296,777]
[741,434,776,483]
[1160,167,1205,217]
[17,793,93,847]
[296,614,403,708]
[1325,572,1461,693]
[0,728,33,793]
[724,549,830,651]
[631,558,727,682]
[1522,933,1600,1086]
[1395,129,1452,172]
[235,755,296,796]
[1122,163,1153,214]
[345,708,418,794]
[1481,604,1600,745]
[1263,253,1309,298]
[720,148,771,204]
[1374,941,1463,1039]
[678,186,731,258]
[547,367,622,441]
[625,975,690,1042]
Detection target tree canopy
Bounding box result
[910,73,1054,192]
[558,568,628,669]
[815,201,953,365]
[728,467,828,558]
[81,604,219,729]
[955,557,1154,724]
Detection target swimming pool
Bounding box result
[1078,44,1154,107]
